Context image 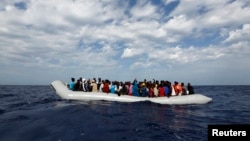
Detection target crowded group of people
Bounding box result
[68,77,195,97]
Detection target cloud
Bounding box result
[121,47,144,58]
[0,0,250,85]
[223,24,250,43]
[130,0,158,19]
[162,15,195,42]
[163,0,179,5]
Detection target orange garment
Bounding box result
[177,84,182,94]
[173,85,178,94]
[173,84,182,95]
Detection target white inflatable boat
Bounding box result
[50,80,212,105]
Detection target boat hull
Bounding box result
[50,80,212,105]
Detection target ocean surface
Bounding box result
[0,85,249,141]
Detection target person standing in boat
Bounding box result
[93,77,96,83]
[69,77,75,91]
[119,82,128,95]
[79,77,84,91]
[83,79,88,92]
[158,84,165,97]
[163,82,171,97]
[102,79,110,93]
[99,80,104,92]
[87,79,92,91]
[140,83,148,97]
[91,79,98,92]
[127,81,133,96]
[132,79,139,96]
[74,79,82,91]
[110,81,117,94]
[173,81,182,95]
[148,83,154,97]
[97,77,102,91]
[181,82,188,95]
[187,83,195,94]
[166,81,172,97]
[153,83,159,97]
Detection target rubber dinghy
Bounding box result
[50,80,212,105]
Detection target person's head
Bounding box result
[181,82,184,86]
[141,82,145,87]
[71,77,75,82]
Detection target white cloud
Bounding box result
[121,48,144,58]
[162,15,195,42]
[163,0,178,5]
[130,1,158,19]
[170,0,250,35]
[223,24,250,43]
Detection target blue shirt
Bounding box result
[110,85,116,94]
[164,86,170,96]
[132,81,139,96]
[69,82,75,90]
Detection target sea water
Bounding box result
[0,85,249,141]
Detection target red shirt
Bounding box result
[102,83,109,93]
[149,87,154,97]
[158,87,165,97]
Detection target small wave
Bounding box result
[0,94,15,98]
[8,102,29,109]
[0,109,5,115]
[14,115,29,121]
[29,98,60,106]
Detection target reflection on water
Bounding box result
[171,106,188,130]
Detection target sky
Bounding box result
[0,0,250,85]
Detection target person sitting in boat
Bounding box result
[187,83,195,94]
[69,77,75,91]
